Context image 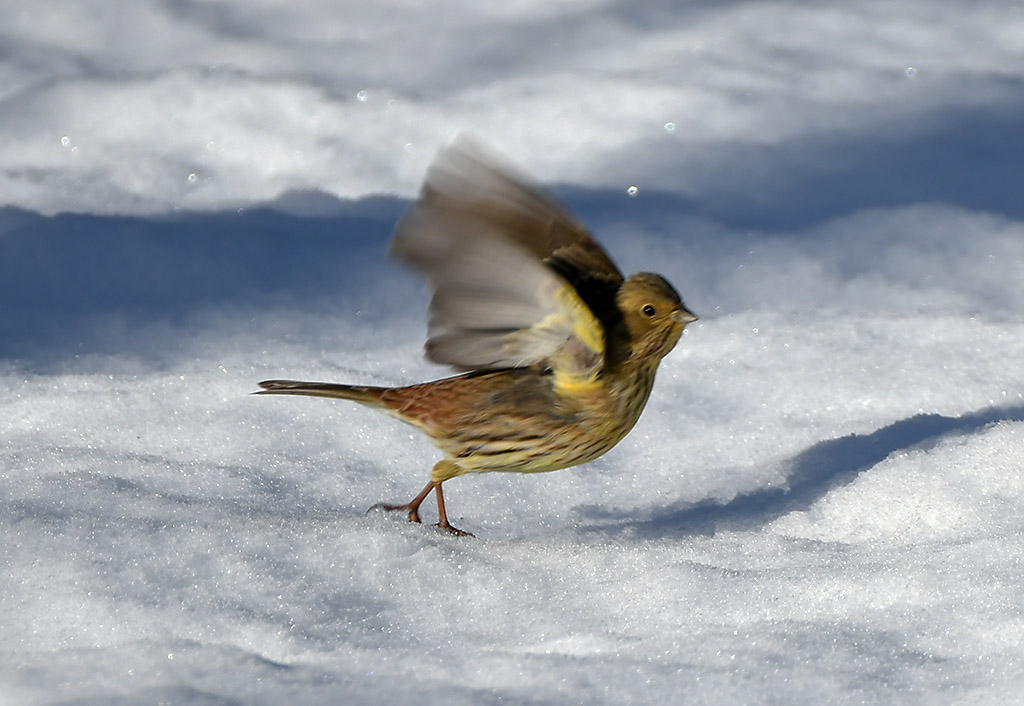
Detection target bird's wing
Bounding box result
[390,138,622,385]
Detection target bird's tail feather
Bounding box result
[256,379,387,407]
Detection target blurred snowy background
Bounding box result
[2,1,1023,704]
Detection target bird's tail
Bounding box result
[255,379,388,407]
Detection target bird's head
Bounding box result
[617,272,697,362]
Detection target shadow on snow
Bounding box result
[588,404,1024,537]
[2,94,1022,367]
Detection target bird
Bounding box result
[256,138,698,536]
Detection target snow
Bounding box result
[2,1,1023,704]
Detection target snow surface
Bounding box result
[2,1,1024,704]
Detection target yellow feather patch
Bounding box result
[554,283,604,357]
[549,282,605,394]
[495,278,605,394]
[553,368,603,394]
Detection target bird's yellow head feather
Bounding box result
[617,273,697,362]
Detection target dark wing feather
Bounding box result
[390,138,621,378]
[414,138,624,284]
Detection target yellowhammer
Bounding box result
[258,138,697,535]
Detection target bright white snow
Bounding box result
[2,1,1023,704]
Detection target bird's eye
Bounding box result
[642,304,656,317]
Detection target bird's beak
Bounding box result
[671,307,698,324]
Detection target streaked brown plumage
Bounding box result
[257,138,697,535]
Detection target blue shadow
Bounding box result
[2,96,1022,367]
[585,405,1024,537]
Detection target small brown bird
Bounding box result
[257,138,697,535]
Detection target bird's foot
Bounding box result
[367,480,473,537]
[367,502,421,524]
[435,521,474,538]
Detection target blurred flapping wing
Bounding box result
[391,138,624,385]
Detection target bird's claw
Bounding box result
[367,502,421,524]
[436,522,474,538]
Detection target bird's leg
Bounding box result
[433,482,473,537]
[369,480,436,524]
[369,460,473,537]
